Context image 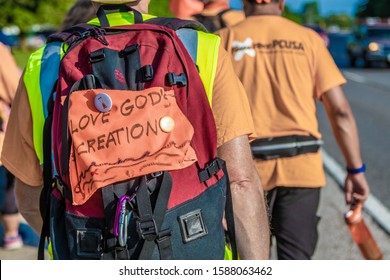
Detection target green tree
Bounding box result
[302,1,322,24]
[149,0,172,17]
[0,0,75,32]
[0,0,176,32]
[283,5,303,24]
[356,0,390,18]
[325,14,353,29]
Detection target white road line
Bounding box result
[343,71,367,83]
[322,149,390,234]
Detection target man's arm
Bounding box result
[14,178,43,235]
[321,85,370,207]
[218,135,270,259]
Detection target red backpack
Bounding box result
[39,6,236,260]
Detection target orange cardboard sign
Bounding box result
[66,87,197,205]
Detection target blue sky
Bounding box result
[286,0,361,16]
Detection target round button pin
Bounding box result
[160,116,175,133]
[94,93,112,112]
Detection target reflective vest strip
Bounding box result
[25,42,64,164]
[197,32,220,107]
[87,12,156,26]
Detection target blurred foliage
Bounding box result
[0,0,356,33]
[283,6,303,24]
[284,1,353,30]
[7,0,358,68]
[356,0,390,18]
[8,0,174,67]
[302,2,321,24]
[12,48,31,69]
[0,0,74,32]
[149,0,173,17]
[0,0,173,33]
[325,14,354,30]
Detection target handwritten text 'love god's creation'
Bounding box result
[70,90,166,156]
[67,88,197,205]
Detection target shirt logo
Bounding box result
[232,38,256,61]
[232,38,305,61]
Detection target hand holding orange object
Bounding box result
[345,203,383,260]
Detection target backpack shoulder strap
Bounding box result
[216,9,232,29]
[46,23,92,44]
[145,17,207,33]
[145,18,208,66]
[147,17,237,260]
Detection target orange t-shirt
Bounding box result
[217,16,346,191]
[0,43,18,105]
[1,44,255,187]
[0,43,20,165]
[220,10,245,27]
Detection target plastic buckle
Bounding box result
[141,65,154,82]
[114,245,130,260]
[89,49,106,63]
[207,160,221,178]
[156,229,172,244]
[199,159,222,182]
[166,72,187,86]
[151,171,163,178]
[137,216,158,241]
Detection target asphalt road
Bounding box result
[2,170,389,260]
[318,33,390,211]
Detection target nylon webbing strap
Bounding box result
[137,172,173,260]
[221,160,238,260]
[97,5,143,27]
[198,158,223,183]
[61,75,99,175]
[38,84,56,260]
[38,114,53,260]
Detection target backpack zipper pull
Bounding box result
[91,28,108,46]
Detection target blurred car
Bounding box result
[0,25,21,48]
[25,33,46,49]
[347,24,390,68]
[24,24,57,50]
[304,24,330,48]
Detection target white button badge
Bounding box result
[94,93,113,112]
[160,116,175,133]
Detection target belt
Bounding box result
[251,135,323,160]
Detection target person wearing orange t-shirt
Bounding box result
[0,42,24,249]
[170,0,244,32]
[217,0,370,259]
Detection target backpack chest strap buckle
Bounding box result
[166,72,187,86]
[198,158,224,183]
[137,215,158,241]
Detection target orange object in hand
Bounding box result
[345,203,383,260]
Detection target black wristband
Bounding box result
[347,163,366,174]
